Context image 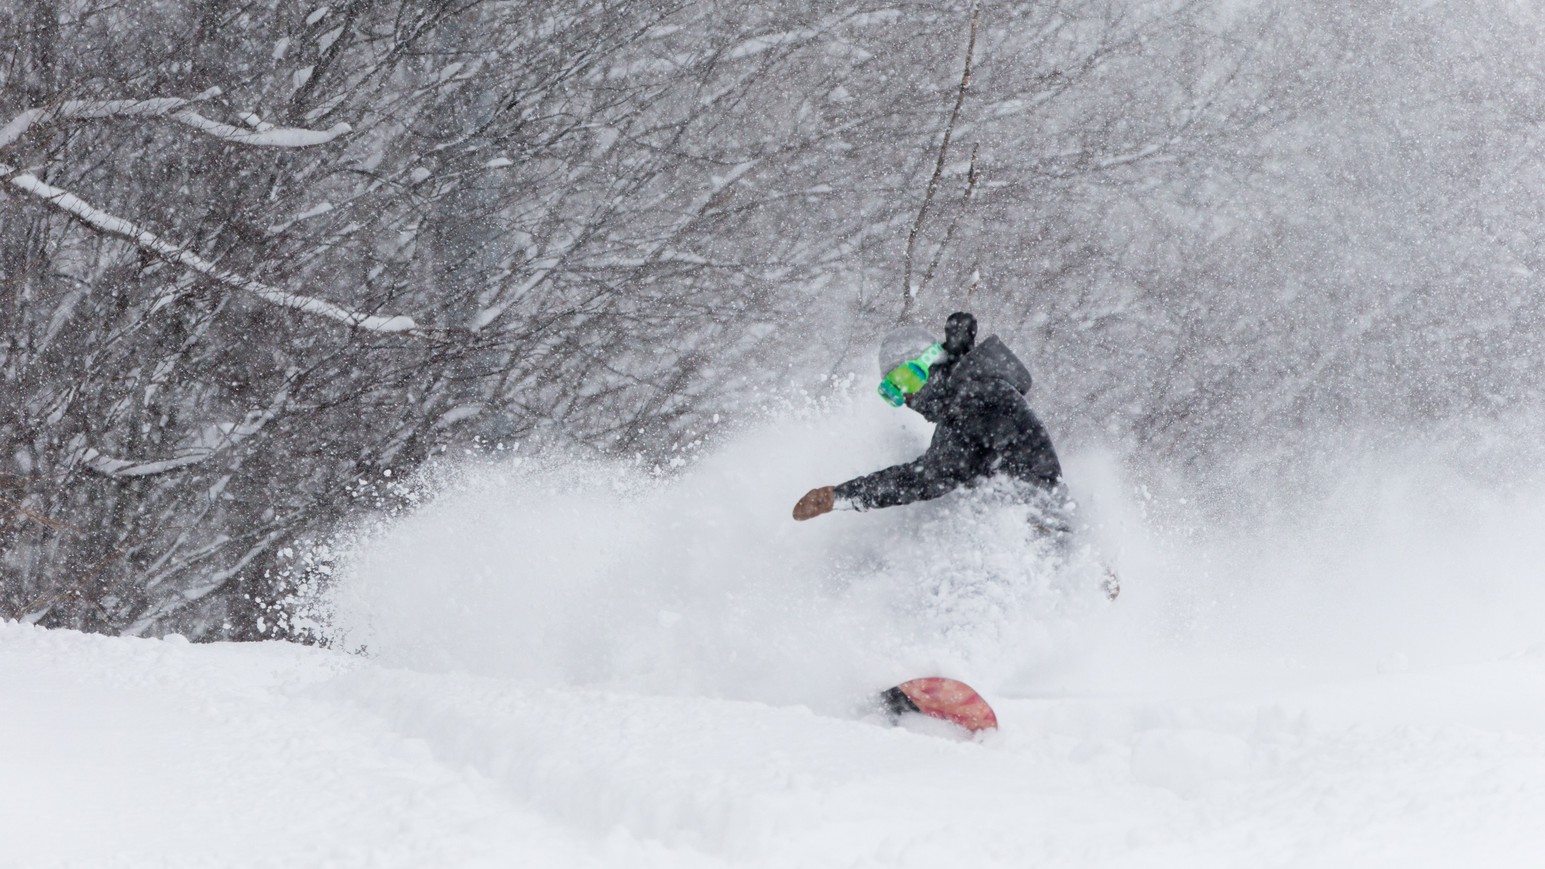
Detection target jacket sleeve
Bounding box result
[833,426,982,510]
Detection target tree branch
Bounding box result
[919,143,980,301]
[0,90,351,152]
[0,92,425,336]
[0,168,422,335]
[900,3,980,323]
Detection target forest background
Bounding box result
[4,0,1543,638]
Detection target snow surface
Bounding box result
[8,397,1545,867]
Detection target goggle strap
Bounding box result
[914,343,945,369]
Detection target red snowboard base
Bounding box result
[880,677,998,733]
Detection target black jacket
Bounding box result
[834,336,1062,510]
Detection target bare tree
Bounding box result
[0,0,982,636]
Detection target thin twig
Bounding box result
[900,2,980,323]
[0,496,77,533]
[919,143,980,298]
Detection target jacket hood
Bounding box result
[949,335,1032,396]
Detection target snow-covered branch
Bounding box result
[0,168,421,335]
[0,91,351,153]
[0,92,416,335]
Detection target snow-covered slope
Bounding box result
[6,620,1545,868]
[8,401,1545,867]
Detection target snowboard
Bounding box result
[879,677,998,733]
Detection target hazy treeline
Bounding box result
[2,0,1541,637]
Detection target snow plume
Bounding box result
[326,392,1115,714]
[326,394,1545,715]
[1056,414,1545,701]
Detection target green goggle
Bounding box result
[877,343,945,407]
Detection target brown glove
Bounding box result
[792,486,836,521]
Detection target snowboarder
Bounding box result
[792,312,1073,544]
[797,313,1116,732]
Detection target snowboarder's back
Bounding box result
[793,312,1065,522]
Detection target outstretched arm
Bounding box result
[793,437,974,521]
[831,428,981,511]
